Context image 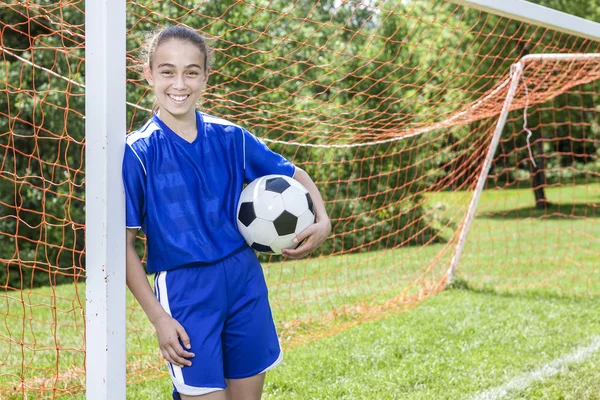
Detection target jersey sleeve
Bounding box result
[243,129,295,183]
[122,144,146,229]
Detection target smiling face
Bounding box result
[144,39,208,124]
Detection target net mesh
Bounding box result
[1,0,599,397]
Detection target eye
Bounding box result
[160,70,174,76]
[187,71,200,76]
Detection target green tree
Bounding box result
[1,3,86,288]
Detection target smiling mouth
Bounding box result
[168,94,190,104]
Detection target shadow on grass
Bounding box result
[446,276,600,301]
[478,203,599,220]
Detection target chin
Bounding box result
[162,105,196,117]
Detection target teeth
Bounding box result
[169,95,188,102]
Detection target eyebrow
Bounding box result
[157,63,203,69]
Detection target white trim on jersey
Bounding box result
[199,112,248,169]
[200,112,239,127]
[126,119,160,145]
[200,112,249,171]
[127,144,147,176]
[126,120,161,176]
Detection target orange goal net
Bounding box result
[1,0,599,397]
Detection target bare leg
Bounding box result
[225,373,266,400]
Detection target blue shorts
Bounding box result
[153,247,283,398]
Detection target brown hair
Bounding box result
[141,26,212,113]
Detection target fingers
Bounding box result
[157,320,195,368]
[284,221,330,259]
[176,323,192,350]
[161,337,195,367]
[293,224,317,245]
[283,236,316,259]
[282,246,309,259]
[165,344,193,368]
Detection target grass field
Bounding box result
[1,184,599,399]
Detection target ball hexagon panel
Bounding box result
[238,179,261,203]
[247,218,279,246]
[236,222,253,244]
[281,186,309,217]
[270,233,297,254]
[253,191,284,220]
[295,209,315,235]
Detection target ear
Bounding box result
[143,65,154,86]
[203,68,210,85]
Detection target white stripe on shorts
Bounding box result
[156,271,184,384]
[260,349,283,374]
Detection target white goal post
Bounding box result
[85,1,126,399]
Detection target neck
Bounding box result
[157,109,197,138]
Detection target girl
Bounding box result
[122,26,331,400]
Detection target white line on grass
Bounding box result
[470,336,600,400]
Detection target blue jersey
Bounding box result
[122,111,295,273]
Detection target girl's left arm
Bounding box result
[282,166,331,259]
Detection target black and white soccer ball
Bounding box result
[237,174,315,254]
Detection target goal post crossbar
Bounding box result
[451,0,600,42]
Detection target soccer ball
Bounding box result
[237,174,315,254]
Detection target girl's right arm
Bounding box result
[126,229,195,368]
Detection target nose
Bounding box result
[172,74,186,90]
